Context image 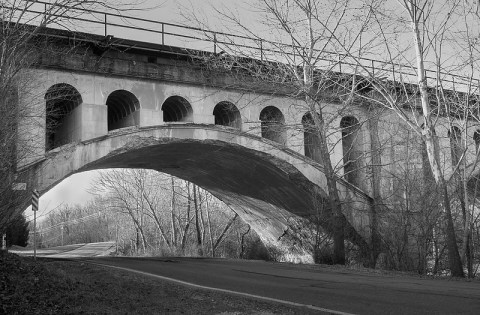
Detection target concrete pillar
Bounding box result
[286,127,304,155]
[17,97,46,168]
[80,103,107,141]
[138,108,162,127]
[246,120,262,136]
[193,113,215,124]
[329,119,343,174]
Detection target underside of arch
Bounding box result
[162,96,193,122]
[45,83,83,150]
[19,126,371,261]
[107,90,140,131]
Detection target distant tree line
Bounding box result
[36,170,280,260]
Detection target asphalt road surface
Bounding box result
[11,241,115,258]
[84,256,480,315]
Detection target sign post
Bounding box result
[32,190,40,260]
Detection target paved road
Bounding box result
[11,241,115,258]
[84,256,480,315]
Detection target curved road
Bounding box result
[84,256,480,315]
[11,241,116,258]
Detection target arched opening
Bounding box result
[301,112,322,164]
[340,116,362,187]
[213,101,242,129]
[474,130,480,154]
[162,96,193,123]
[45,83,82,151]
[449,126,462,166]
[107,90,140,131]
[260,106,286,145]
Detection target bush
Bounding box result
[313,246,334,265]
[243,239,282,262]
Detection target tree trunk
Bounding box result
[198,187,206,243]
[205,195,215,256]
[212,214,238,255]
[193,184,203,255]
[181,182,192,250]
[368,116,382,266]
[309,103,345,265]
[170,176,177,246]
[142,191,171,248]
[408,2,464,276]
[240,224,251,259]
[439,178,464,277]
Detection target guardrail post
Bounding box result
[104,13,107,36]
[260,40,263,61]
[162,23,165,45]
[214,33,217,54]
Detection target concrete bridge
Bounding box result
[13,25,480,262]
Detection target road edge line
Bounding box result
[86,261,356,315]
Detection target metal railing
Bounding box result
[7,0,480,92]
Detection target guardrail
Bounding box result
[7,0,480,92]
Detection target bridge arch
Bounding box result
[20,125,372,261]
[45,83,83,151]
[107,90,140,131]
[162,95,193,123]
[213,101,242,129]
[259,106,286,145]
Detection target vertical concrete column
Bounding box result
[355,119,371,195]
[193,113,215,124]
[286,127,304,155]
[367,116,382,199]
[329,118,343,175]
[436,121,452,178]
[245,120,262,136]
[17,96,46,168]
[80,103,107,141]
[138,108,163,127]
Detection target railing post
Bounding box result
[260,40,263,61]
[104,13,107,36]
[214,33,217,54]
[162,23,165,45]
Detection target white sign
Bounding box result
[12,183,27,190]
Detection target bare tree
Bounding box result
[0,0,146,231]
[330,0,480,277]
[185,0,379,265]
